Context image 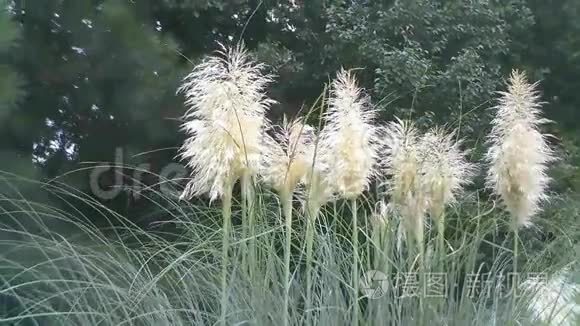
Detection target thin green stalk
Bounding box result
[241,173,255,278]
[437,212,446,268]
[351,198,359,326]
[409,212,425,326]
[512,225,519,313]
[305,204,318,325]
[513,226,518,275]
[241,180,248,270]
[282,191,293,326]
[433,211,446,315]
[379,222,391,318]
[371,221,382,270]
[379,222,390,274]
[370,220,386,319]
[220,184,233,326]
[419,238,425,326]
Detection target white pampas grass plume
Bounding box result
[262,116,316,324]
[297,134,334,219]
[302,162,334,218]
[318,69,379,323]
[318,68,380,199]
[520,269,580,326]
[383,118,425,243]
[178,44,275,201]
[419,127,474,220]
[486,70,554,227]
[384,118,421,206]
[262,116,315,196]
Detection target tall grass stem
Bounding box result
[220,184,233,326]
[242,173,256,278]
[305,205,318,325]
[282,191,293,326]
[512,225,519,313]
[437,213,446,267]
[351,198,359,326]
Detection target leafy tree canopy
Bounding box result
[1,0,579,209]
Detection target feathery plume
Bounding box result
[262,116,315,326]
[317,68,380,325]
[261,116,315,197]
[291,132,334,219]
[302,161,334,218]
[178,43,275,201]
[383,118,425,243]
[486,70,554,227]
[383,118,421,206]
[318,68,380,199]
[419,127,474,220]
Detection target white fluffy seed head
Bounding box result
[261,116,315,196]
[383,118,425,242]
[419,127,475,220]
[383,118,421,206]
[486,70,554,227]
[302,164,334,218]
[318,68,380,199]
[178,43,275,201]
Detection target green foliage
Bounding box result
[0,2,24,121]
[0,0,578,200]
[0,174,577,325]
[325,0,533,133]
[0,2,19,49]
[0,65,24,120]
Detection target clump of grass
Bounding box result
[0,48,576,326]
[316,69,381,325]
[262,116,315,325]
[419,127,474,255]
[383,118,424,245]
[177,43,274,325]
[520,267,580,326]
[0,170,578,325]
